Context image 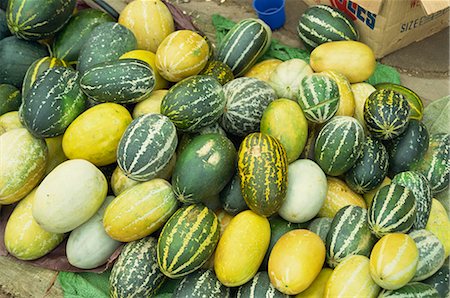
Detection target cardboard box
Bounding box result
[302,0,450,58]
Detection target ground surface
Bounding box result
[1,0,448,297]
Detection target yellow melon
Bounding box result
[0,111,23,135]
[132,89,168,118]
[322,70,355,117]
[426,198,450,257]
[244,59,282,82]
[295,268,333,298]
[44,135,67,175]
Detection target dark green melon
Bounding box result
[385,120,429,177]
[392,171,432,230]
[77,22,137,75]
[423,258,449,298]
[378,282,440,298]
[326,205,376,268]
[0,9,11,40]
[219,173,248,216]
[176,122,226,156]
[237,271,289,298]
[411,133,450,195]
[80,59,155,104]
[6,0,76,40]
[314,116,364,176]
[173,269,230,298]
[308,217,332,243]
[0,84,21,115]
[238,132,288,217]
[0,36,47,87]
[157,204,219,278]
[53,9,114,62]
[110,237,166,298]
[345,136,388,194]
[21,67,86,138]
[297,5,358,51]
[161,75,226,133]
[368,183,416,238]
[171,133,237,204]
[364,89,410,140]
[199,60,234,85]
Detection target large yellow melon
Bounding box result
[295,268,333,298]
[426,198,450,257]
[118,0,174,52]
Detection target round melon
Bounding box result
[0,111,23,135]
[244,58,282,82]
[268,229,325,295]
[0,128,47,204]
[363,176,391,208]
[132,89,168,118]
[156,30,209,82]
[351,82,376,130]
[62,103,132,166]
[33,159,107,233]
[322,70,355,116]
[118,0,174,52]
[370,233,419,290]
[278,159,327,223]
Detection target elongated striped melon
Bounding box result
[104,179,178,242]
[173,269,230,298]
[117,113,177,182]
[238,133,288,217]
[378,282,440,298]
[369,233,419,290]
[156,30,209,82]
[217,18,271,77]
[326,205,376,268]
[237,272,288,298]
[409,229,445,281]
[4,189,64,260]
[364,176,391,208]
[0,84,21,115]
[324,255,380,298]
[0,128,47,204]
[368,183,416,237]
[110,237,166,298]
[158,204,219,278]
[268,59,313,100]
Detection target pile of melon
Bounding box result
[0,0,449,297]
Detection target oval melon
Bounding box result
[244,59,282,82]
[132,89,168,118]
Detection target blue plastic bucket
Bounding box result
[253,0,286,30]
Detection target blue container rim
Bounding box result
[253,0,286,16]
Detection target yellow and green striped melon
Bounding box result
[295,268,333,298]
[369,233,419,290]
[318,177,366,218]
[268,229,325,295]
[0,128,47,205]
[215,210,270,287]
[426,199,450,258]
[322,70,355,116]
[4,189,64,260]
[118,0,174,53]
[244,59,282,82]
[132,89,168,118]
[364,176,391,207]
[351,82,376,130]
[324,255,380,298]
[104,178,178,242]
[156,30,209,82]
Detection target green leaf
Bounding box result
[422,95,450,135]
[58,271,110,298]
[366,62,401,85]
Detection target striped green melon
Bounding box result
[0,36,48,87]
[375,83,424,121]
[237,271,289,298]
[80,59,155,104]
[326,205,376,268]
[411,133,450,195]
[297,73,340,123]
[368,183,416,238]
[308,217,332,243]
[378,282,440,298]
[237,132,288,217]
[78,22,137,75]
[219,173,248,215]
[6,0,75,40]
[199,60,234,85]
[364,89,410,140]
[0,9,11,40]
[157,204,219,278]
[221,77,276,136]
[161,75,226,133]
[173,269,230,298]
[110,237,166,298]
[217,18,271,77]
[392,171,432,230]
[385,120,429,177]
[314,116,364,176]
[297,4,358,51]
[423,258,449,298]
[345,136,389,194]
[409,229,446,281]
[0,128,47,205]
[0,83,21,115]
[117,113,177,182]
[176,122,227,156]
[103,179,178,242]
[53,9,114,62]
[172,133,236,204]
[21,67,86,138]
[22,57,70,98]
[4,189,64,260]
